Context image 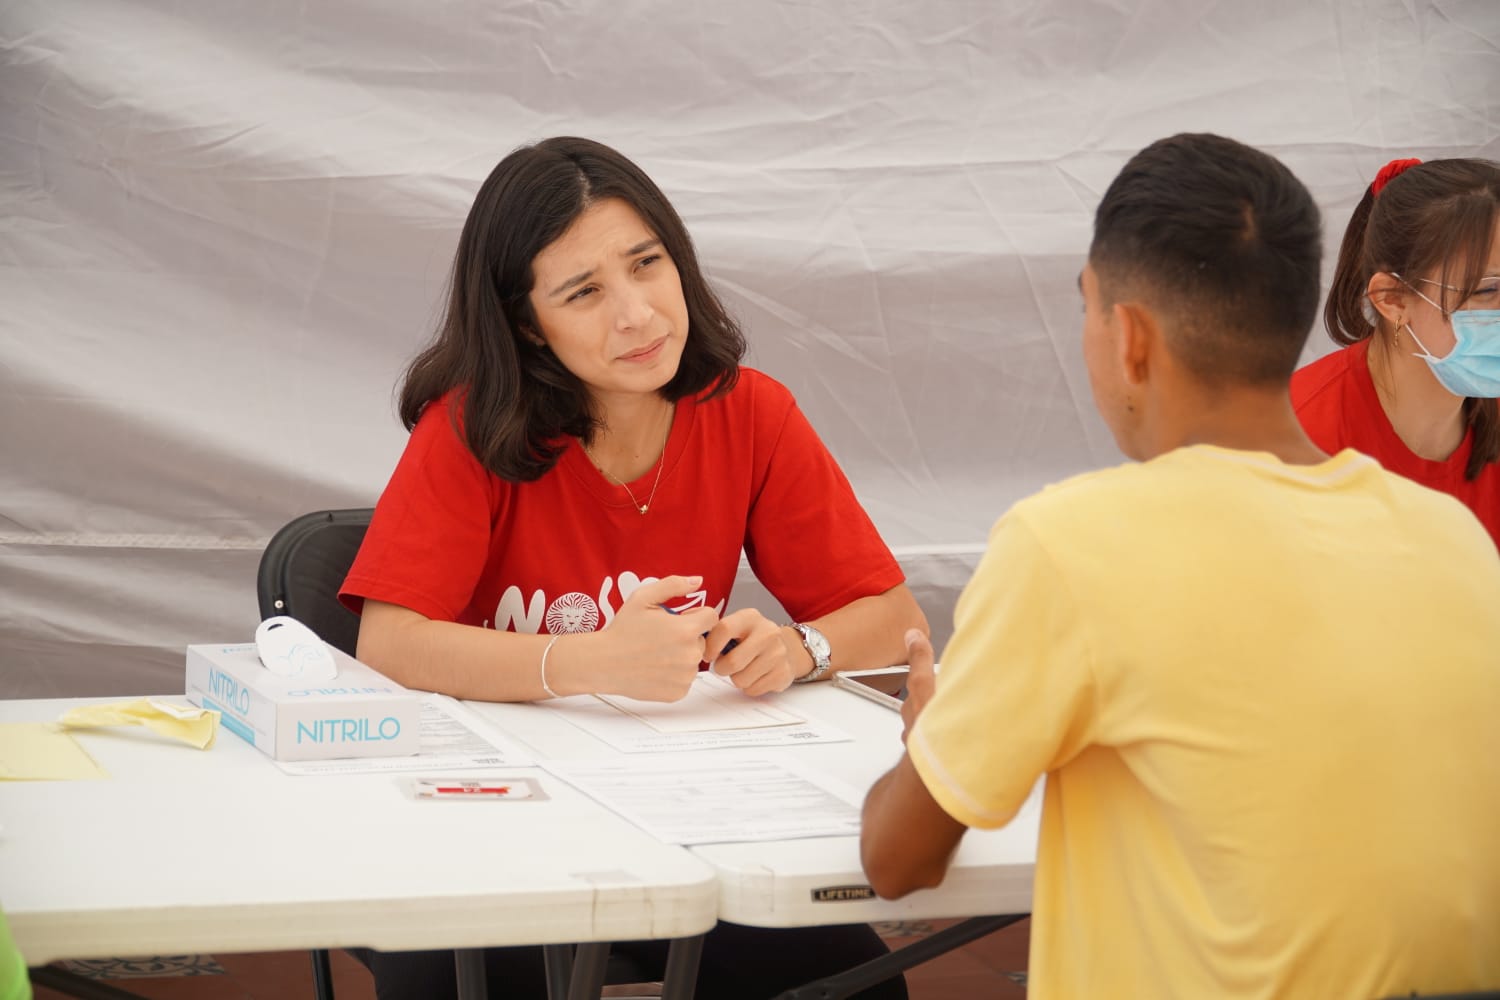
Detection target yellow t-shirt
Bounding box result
[909,446,1500,1000]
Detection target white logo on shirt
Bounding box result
[493,572,723,634]
[545,592,599,633]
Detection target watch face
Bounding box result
[803,626,831,661]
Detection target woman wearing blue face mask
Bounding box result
[1293,157,1500,550]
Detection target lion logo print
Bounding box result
[545,592,600,633]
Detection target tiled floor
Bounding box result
[32,918,1029,999]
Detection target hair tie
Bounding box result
[1371,157,1422,197]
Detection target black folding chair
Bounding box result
[257,508,374,660]
[255,508,375,1000]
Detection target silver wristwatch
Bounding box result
[790,623,832,683]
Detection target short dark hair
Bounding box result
[1325,157,1500,480]
[1089,133,1323,387]
[399,137,746,481]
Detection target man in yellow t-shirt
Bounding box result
[860,133,1500,999]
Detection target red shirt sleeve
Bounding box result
[340,396,496,621]
[741,381,905,621]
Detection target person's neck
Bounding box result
[585,393,675,482]
[1367,331,1467,461]
[1156,382,1327,466]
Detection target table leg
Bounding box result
[565,942,610,1000]
[772,914,1027,1000]
[659,933,706,1000]
[543,943,574,999]
[310,948,335,1000]
[454,948,487,1000]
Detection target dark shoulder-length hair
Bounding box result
[1324,157,1500,480]
[399,136,746,482]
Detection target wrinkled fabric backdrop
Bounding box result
[3,0,1497,697]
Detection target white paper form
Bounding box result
[596,672,803,732]
[543,753,864,845]
[275,694,535,776]
[543,675,852,753]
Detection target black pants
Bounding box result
[356,921,908,1000]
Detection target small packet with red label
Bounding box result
[410,776,548,800]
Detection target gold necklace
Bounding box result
[592,410,673,515]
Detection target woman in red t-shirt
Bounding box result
[343,137,921,1000]
[346,136,925,704]
[1291,157,1500,549]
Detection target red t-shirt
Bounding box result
[1291,339,1500,550]
[341,368,905,635]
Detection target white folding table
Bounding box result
[0,696,719,1000]
[471,680,1041,999]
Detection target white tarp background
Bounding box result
[3,0,1497,697]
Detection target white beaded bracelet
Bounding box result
[539,634,562,699]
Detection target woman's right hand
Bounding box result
[585,575,719,702]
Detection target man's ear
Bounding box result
[1366,272,1408,327]
[1112,301,1154,389]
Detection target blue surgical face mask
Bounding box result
[1392,274,1500,398]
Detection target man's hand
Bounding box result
[900,628,936,743]
[859,625,967,898]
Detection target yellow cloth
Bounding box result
[0,724,108,781]
[910,446,1500,999]
[58,699,218,750]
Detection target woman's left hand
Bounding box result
[704,609,805,697]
